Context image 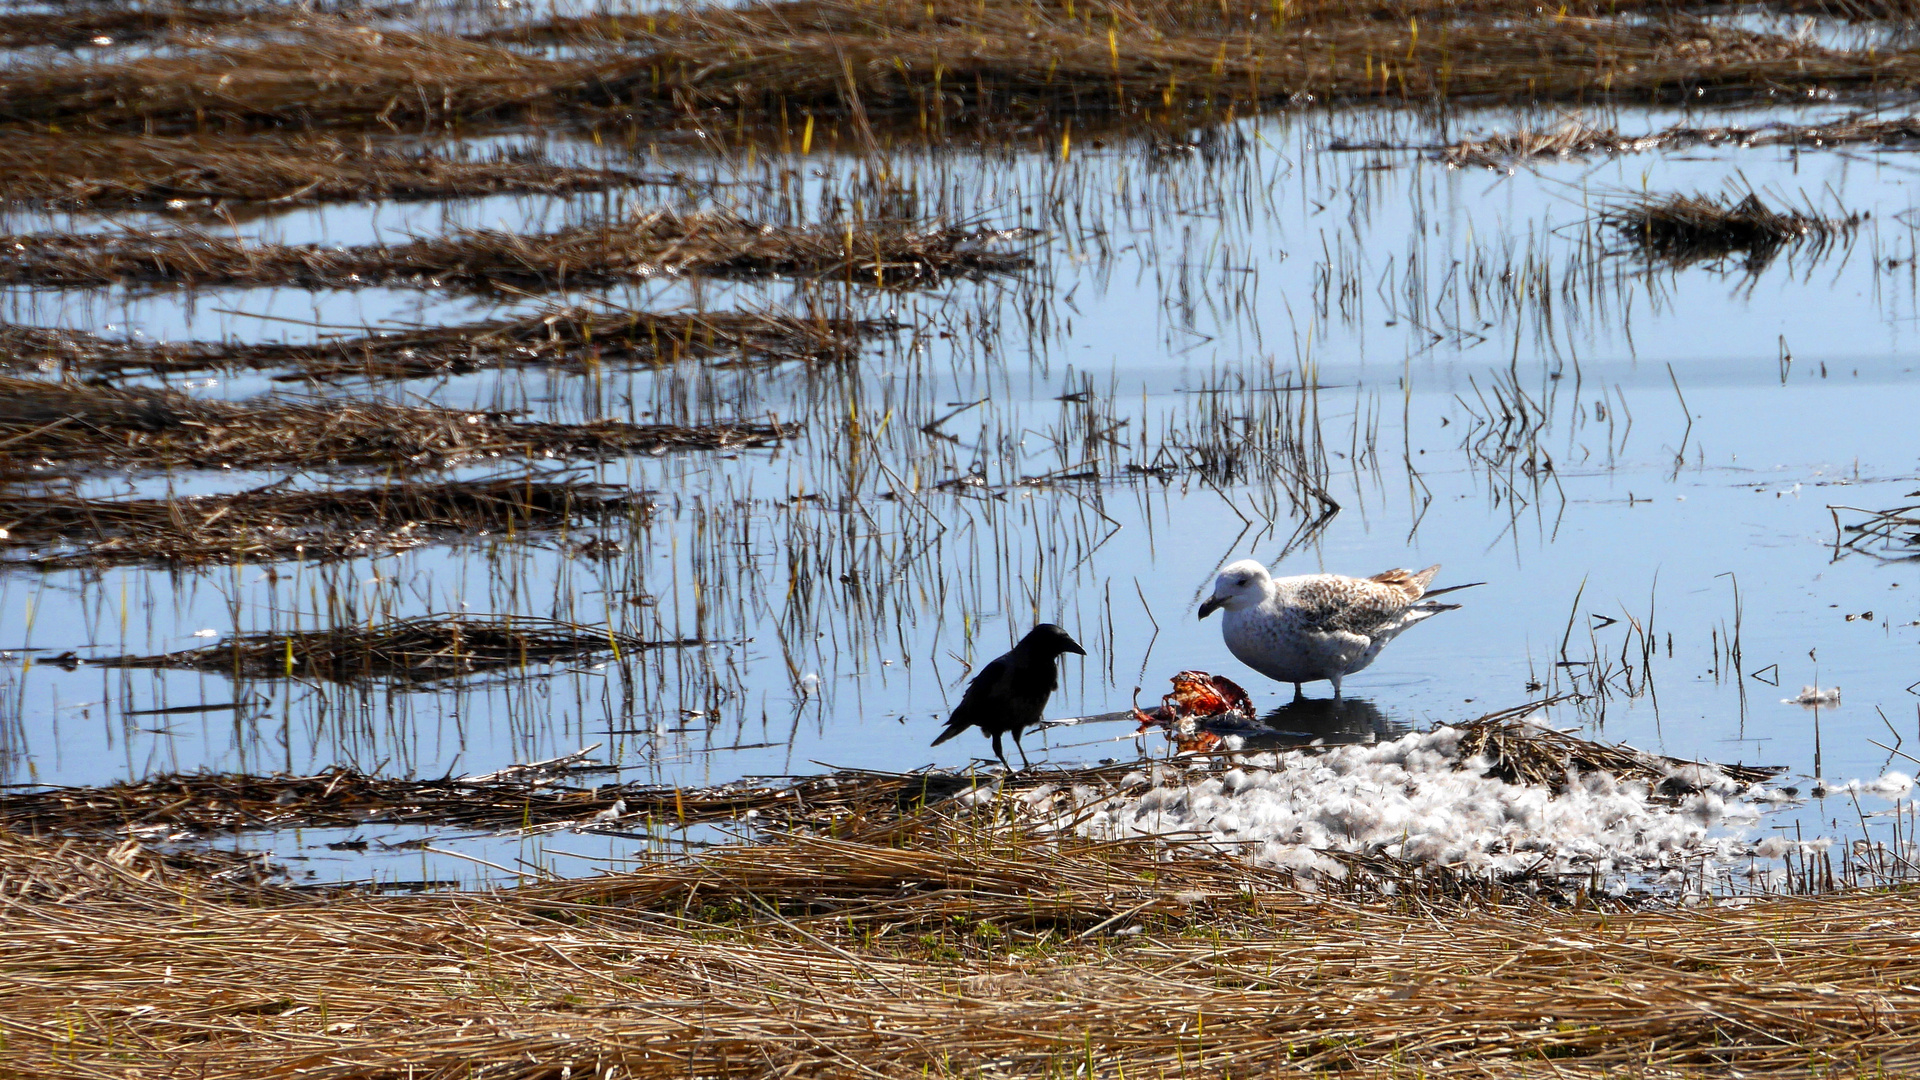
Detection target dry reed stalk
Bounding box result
[0,476,644,569]
[0,375,793,475]
[1830,500,1920,556]
[1600,191,1859,269]
[1445,112,1920,168]
[0,131,654,211]
[90,613,698,683]
[2,306,894,381]
[0,212,1029,291]
[4,823,1920,1078]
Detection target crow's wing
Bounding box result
[930,652,1017,745]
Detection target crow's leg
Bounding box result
[991,732,1013,773]
[1012,729,1032,770]
[1292,682,1304,702]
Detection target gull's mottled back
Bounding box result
[1198,559,1477,697]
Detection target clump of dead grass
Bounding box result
[0,375,792,476]
[0,212,1030,292]
[3,305,893,381]
[0,476,644,569]
[1451,702,1779,793]
[90,613,695,683]
[0,131,656,212]
[1600,190,1860,270]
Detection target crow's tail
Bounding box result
[930,720,970,747]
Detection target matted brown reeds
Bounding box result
[0,212,1031,291]
[5,1,1920,139]
[1444,112,1920,169]
[2,305,895,381]
[89,613,697,683]
[0,131,656,212]
[0,476,644,569]
[0,375,792,475]
[1,708,1780,839]
[0,758,980,835]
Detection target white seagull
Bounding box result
[1197,559,1480,698]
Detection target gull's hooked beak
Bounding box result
[1197,595,1224,620]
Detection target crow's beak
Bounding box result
[1063,639,1087,656]
[1197,596,1224,620]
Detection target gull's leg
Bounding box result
[991,732,1013,773]
[1331,673,1344,699]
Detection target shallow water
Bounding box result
[5,102,1920,887]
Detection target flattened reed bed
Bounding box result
[89,613,698,683]
[2,307,894,381]
[0,131,657,212]
[1444,112,1920,168]
[0,476,644,569]
[0,375,793,475]
[8,824,1920,1078]
[6,3,1920,137]
[0,213,1031,292]
[1599,190,1860,268]
[1,709,1777,837]
[0,761,980,836]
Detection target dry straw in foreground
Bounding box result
[0,375,792,475]
[4,820,1920,1078]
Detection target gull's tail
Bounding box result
[1421,580,1485,600]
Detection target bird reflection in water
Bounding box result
[1234,696,1408,751]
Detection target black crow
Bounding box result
[931,623,1086,771]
